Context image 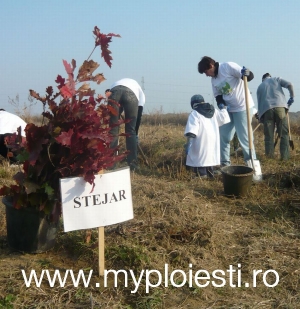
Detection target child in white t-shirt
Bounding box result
[184,95,230,178]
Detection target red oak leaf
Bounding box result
[77,60,99,82]
[29,90,46,102]
[106,104,119,116]
[60,85,73,98]
[62,60,76,97]
[106,33,121,38]
[25,123,49,165]
[63,59,75,75]
[55,75,65,89]
[92,73,106,84]
[93,26,121,68]
[55,129,74,146]
[46,86,53,96]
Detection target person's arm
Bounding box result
[256,87,263,120]
[279,78,294,106]
[184,133,196,155]
[185,132,196,138]
[287,83,294,107]
[287,84,294,98]
[227,62,254,82]
[216,95,227,109]
[282,81,295,99]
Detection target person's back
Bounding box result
[257,76,291,118]
[110,78,145,107]
[0,110,27,136]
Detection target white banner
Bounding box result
[60,167,133,232]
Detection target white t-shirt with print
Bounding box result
[211,62,254,112]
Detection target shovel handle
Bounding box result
[243,76,253,149]
[287,112,292,139]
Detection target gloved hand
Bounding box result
[184,138,193,155]
[136,136,139,144]
[241,66,250,76]
[218,102,227,109]
[219,103,230,111]
[287,97,294,107]
[255,113,259,120]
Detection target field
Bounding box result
[1,113,300,308]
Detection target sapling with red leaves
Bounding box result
[0,27,125,221]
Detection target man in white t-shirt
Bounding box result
[108,78,145,171]
[0,109,27,161]
[198,56,256,166]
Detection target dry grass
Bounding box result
[1,114,300,308]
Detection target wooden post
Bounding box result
[97,170,105,277]
[98,226,105,277]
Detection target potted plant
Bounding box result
[0,26,125,253]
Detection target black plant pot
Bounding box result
[3,197,58,253]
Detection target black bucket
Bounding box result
[3,197,58,253]
[221,165,253,197]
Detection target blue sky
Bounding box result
[1,0,299,115]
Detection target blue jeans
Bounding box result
[219,108,256,165]
[109,85,138,169]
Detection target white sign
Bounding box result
[60,167,133,232]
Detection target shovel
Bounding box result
[243,76,262,182]
[287,112,295,150]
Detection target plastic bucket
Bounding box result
[221,165,253,197]
[3,197,58,253]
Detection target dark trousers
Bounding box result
[109,85,138,168]
[193,166,214,178]
[0,134,8,158]
[135,106,143,136]
[0,134,18,163]
[262,107,289,160]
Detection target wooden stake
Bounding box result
[98,226,105,277]
[97,170,105,277]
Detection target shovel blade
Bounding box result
[246,159,262,182]
[289,140,295,151]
